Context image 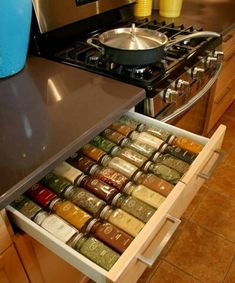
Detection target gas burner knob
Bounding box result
[163,88,178,103]
[213,51,224,62]
[176,79,190,92]
[191,67,205,80]
[205,56,217,68]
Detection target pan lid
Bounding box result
[99,24,168,51]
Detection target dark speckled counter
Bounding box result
[0,57,145,208]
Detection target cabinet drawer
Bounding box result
[6,111,226,283]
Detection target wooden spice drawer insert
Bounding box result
[6,111,225,283]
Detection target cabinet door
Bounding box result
[13,232,88,283]
[0,245,29,283]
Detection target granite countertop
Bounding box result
[0,0,234,208]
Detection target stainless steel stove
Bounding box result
[30,0,223,134]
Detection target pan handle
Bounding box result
[165,31,221,51]
[87,38,104,54]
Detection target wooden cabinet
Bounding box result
[206,29,235,133]
[6,111,226,283]
[0,214,29,283]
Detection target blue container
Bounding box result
[0,0,32,78]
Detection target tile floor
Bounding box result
[137,101,235,282]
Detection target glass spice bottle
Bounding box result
[34,211,79,244]
[111,146,149,169]
[53,161,83,184]
[109,122,135,137]
[100,205,145,237]
[11,195,43,219]
[143,162,181,185]
[77,174,119,204]
[152,152,189,175]
[49,198,92,230]
[63,185,106,217]
[85,219,133,253]
[159,144,196,164]
[79,144,110,164]
[67,153,96,174]
[111,193,155,223]
[89,165,131,192]
[122,139,158,158]
[130,131,165,151]
[135,173,174,197]
[123,184,165,209]
[169,136,203,154]
[26,184,58,210]
[40,172,71,197]
[71,233,120,271]
[101,156,143,181]
[117,115,146,131]
[101,128,128,146]
[90,135,117,154]
[143,124,173,142]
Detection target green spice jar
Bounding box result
[153,153,190,174]
[117,115,146,131]
[90,135,117,153]
[40,172,71,197]
[72,233,120,271]
[64,186,106,217]
[111,193,156,223]
[145,162,181,185]
[143,125,173,142]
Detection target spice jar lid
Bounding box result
[137,123,146,132]
[48,197,62,211]
[129,131,139,140]
[85,218,100,233]
[133,170,143,182]
[142,161,153,172]
[99,205,111,219]
[69,232,84,249]
[167,135,176,145]
[152,151,161,162]
[120,137,129,147]
[122,182,134,194]
[34,211,49,225]
[110,146,121,156]
[63,185,76,198]
[100,155,111,167]
[159,143,168,153]
[88,164,100,175]
[75,174,87,186]
[111,193,122,206]
[122,181,132,193]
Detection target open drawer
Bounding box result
[6,111,226,283]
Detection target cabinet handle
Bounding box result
[137,215,181,267]
[198,150,224,180]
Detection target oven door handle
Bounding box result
[160,63,222,123]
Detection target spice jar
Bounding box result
[143,125,173,142]
[100,205,145,237]
[79,144,110,164]
[67,153,96,174]
[123,184,165,209]
[78,175,119,204]
[34,211,78,243]
[144,162,181,185]
[111,146,149,169]
[122,139,158,158]
[40,172,71,197]
[85,219,133,253]
[11,195,42,219]
[153,152,189,174]
[53,161,83,184]
[117,115,146,131]
[90,135,117,153]
[26,184,58,210]
[159,144,196,164]
[71,233,120,271]
[101,156,142,181]
[101,128,128,146]
[63,185,106,217]
[135,173,174,197]
[111,193,155,223]
[169,136,203,154]
[49,198,92,230]
[89,165,130,191]
[130,131,165,151]
[109,122,135,137]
